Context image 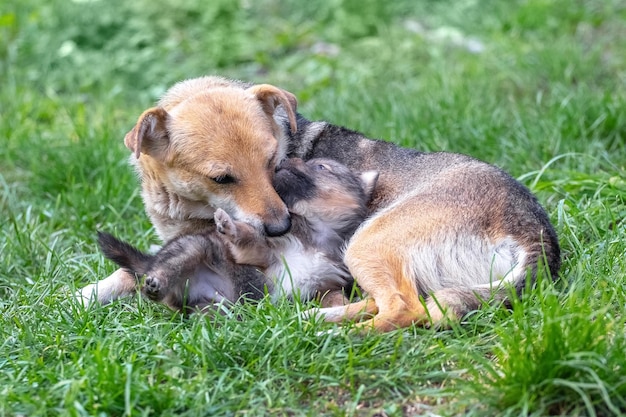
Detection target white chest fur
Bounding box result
[265,236,349,302]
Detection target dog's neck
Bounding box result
[141,183,215,242]
[147,205,215,242]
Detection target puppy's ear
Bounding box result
[359,171,379,199]
[124,107,170,159]
[247,84,298,134]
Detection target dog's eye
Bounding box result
[212,175,235,185]
[315,164,328,171]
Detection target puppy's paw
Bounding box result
[214,208,237,239]
[143,276,162,301]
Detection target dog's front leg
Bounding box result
[77,268,138,306]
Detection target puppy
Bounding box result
[96,230,267,313]
[97,157,378,311]
[275,109,561,331]
[80,76,299,304]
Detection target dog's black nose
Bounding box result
[264,216,291,237]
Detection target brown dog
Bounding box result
[277,110,561,331]
[79,76,299,304]
[81,76,560,332]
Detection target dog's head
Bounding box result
[124,79,298,237]
[273,158,378,237]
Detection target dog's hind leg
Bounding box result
[338,203,531,331]
[330,200,443,332]
[306,243,428,331]
[346,244,429,332]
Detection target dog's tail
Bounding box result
[97,231,152,276]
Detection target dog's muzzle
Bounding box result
[264,215,291,237]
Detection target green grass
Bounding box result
[1,0,625,415]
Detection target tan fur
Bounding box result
[80,77,298,305]
[127,85,297,240]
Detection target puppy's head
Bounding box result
[273,158,378,235]
[124,80,298,237]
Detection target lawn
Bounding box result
[1,0,625,415]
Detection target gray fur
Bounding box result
[97,230,268,313]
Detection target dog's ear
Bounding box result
[124,107,170,159]
[247,84,298,134]
[359,171,379,199]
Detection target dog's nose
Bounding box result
[264,215,291,237]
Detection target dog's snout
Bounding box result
[264,215,291,237]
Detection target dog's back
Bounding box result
[290,122,560,279]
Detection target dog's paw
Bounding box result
[76,284,97,307]
[302,305,353,323]
[143,276,162,300]
[214,208,236,239]
[301,307,325,321]
[76,277,133,306]
[301,308,345,337]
